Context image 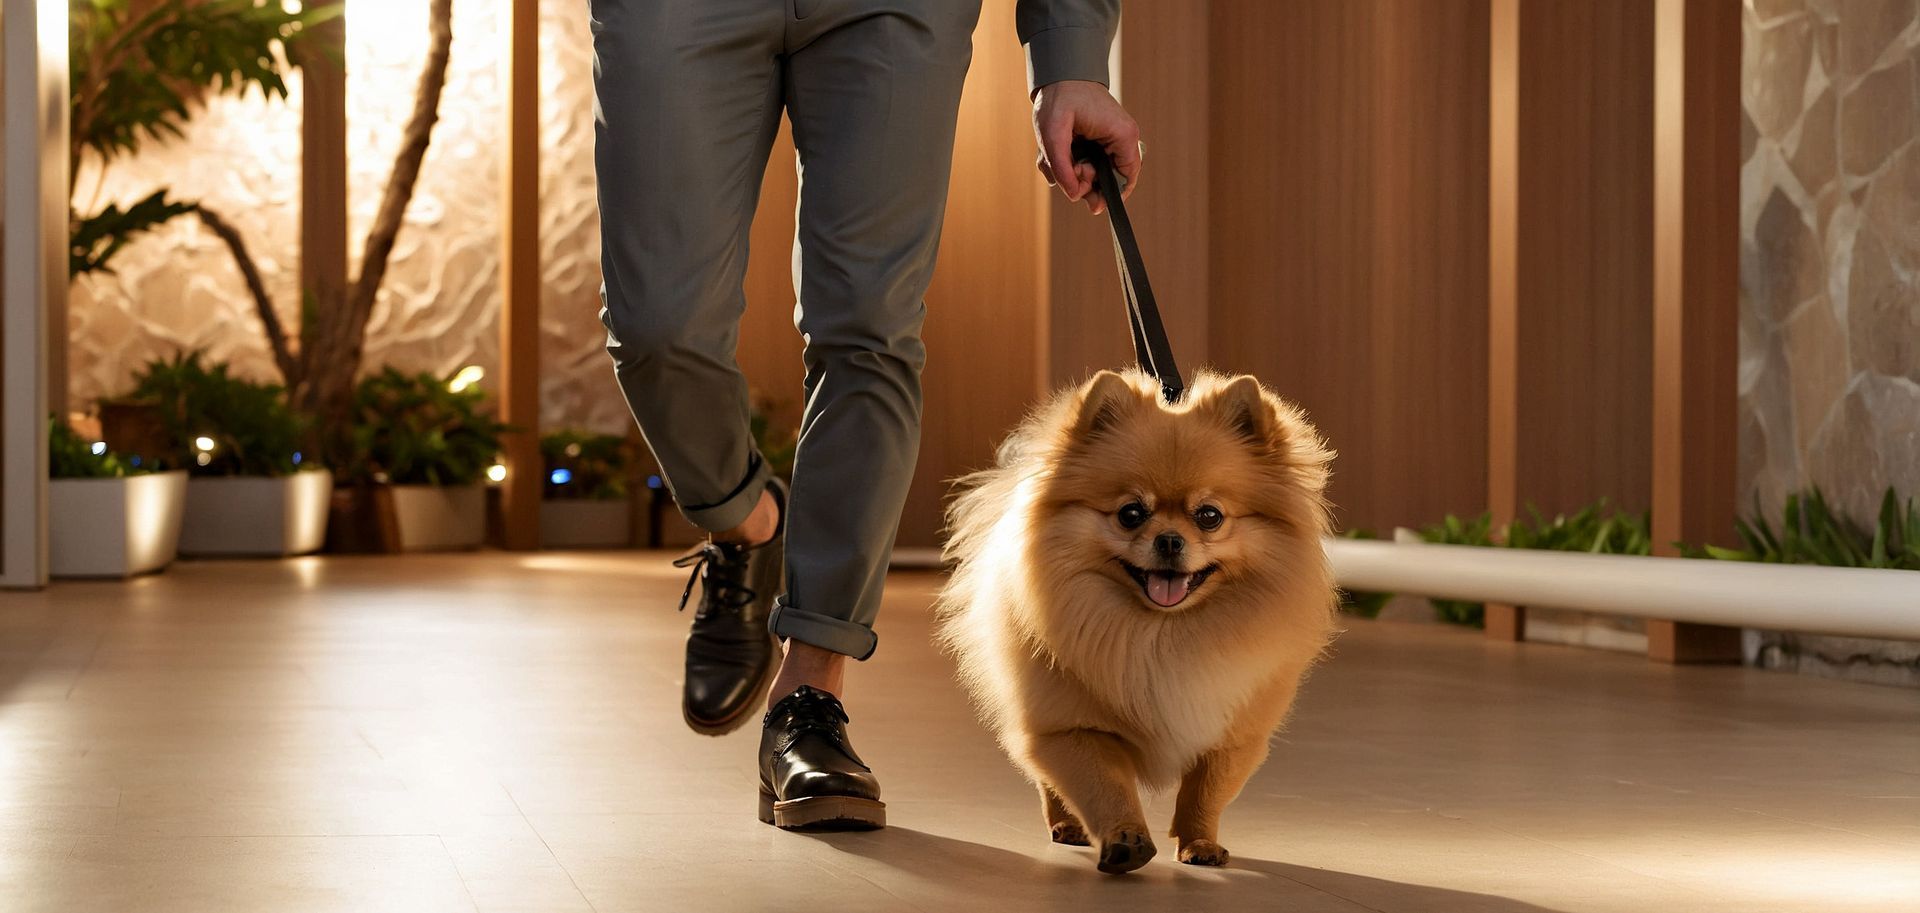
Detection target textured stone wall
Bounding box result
[1741,0,1920,525]
[67,0,629,433]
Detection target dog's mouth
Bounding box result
[1119,561,1220,608]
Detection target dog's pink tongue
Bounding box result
[1147,572,1190,607]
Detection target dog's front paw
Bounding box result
[1177,838,1229,866]
[1096,824,1157,875]
[1050,821,1091,846]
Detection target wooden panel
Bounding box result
[1648,0,1742,663]
[1116,0,1210,383]
[1367,1,1491,532]
[498,0,540,550]
[1044,4,1211,390]
[1487,0,1523,640]
[1489,0,1519,533]
[1209,0,1488,532]
[1043,177,1126,388]
[1512,0,1655,517]
[908,5,1047,548]
[736,122,803,434]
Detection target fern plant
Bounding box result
[124,350,310,476]
[1690,487,1920,571]
[540,430,631,501]
[50,417,135,479]
[1419,512,1494,627]
[1416,502,1654,627]
[347,368,507,487]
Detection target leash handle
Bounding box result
[1071,138,1184,405]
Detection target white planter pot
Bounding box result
[540,499,633,549]
[388,484,486,551]
[178,470,335,558]
[50,470,189,578]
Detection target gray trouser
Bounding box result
[590,0,980,660]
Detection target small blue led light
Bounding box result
[646,474,663,489]
[130,455,143,467]
[292,451,303,465]
[550,468,573,485]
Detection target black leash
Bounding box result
[1072,137,1184,405]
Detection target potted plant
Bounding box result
[347,367,506,551]
[49,417,188,578]
[123,352,333,557]
[539,430,635,549]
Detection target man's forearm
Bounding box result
[1015,0,1120,94]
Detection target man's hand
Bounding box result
[1033,80,1141,215]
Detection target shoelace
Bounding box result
[766,686,852,744]
[672,540,757,616]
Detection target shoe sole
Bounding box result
[758,789,886,830]
[682,633,782,737]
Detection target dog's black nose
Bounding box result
[1154,531,1184,558]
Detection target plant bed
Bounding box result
[539,499,633,549]
[49,419,188,578]
[389,483,487,551]
[180,470,334,557]
[52,471,191,578]
[539,430,635,549]
[345,367,507,553]
[121,352,333,558]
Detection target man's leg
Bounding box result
[767,0,982,667]
[752,0,981,831]
[590,0,789,734]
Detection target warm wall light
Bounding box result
[194,436,217,452]
[486,462,508,483]
[448,365,485,393]
[346,0,430,61]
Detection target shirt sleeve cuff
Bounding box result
[1024,25,1113,95]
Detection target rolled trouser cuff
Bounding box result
[675,451,772,533]
[768,596,878,661]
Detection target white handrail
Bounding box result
[1325,538,1920,641]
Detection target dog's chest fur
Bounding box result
[1023,590,1289,785]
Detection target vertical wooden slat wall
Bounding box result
[1488,0,1659,640]
[1209,0,1490,533]
[1513,0,1655,518]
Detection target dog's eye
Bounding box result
[1117,501,1150,530]
[1194,505,1224,531]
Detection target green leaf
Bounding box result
[125,348,310,476]
[69,191,199,276]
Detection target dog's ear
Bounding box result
[1071,370,1138,440]
[1208,375,1284,449]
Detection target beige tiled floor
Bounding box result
[1,552,1915,912]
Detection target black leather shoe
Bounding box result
[757,685,885,830]
[672,477,785,735]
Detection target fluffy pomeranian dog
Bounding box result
[935,367,1338,875]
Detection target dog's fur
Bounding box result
[935,367,1338,874]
